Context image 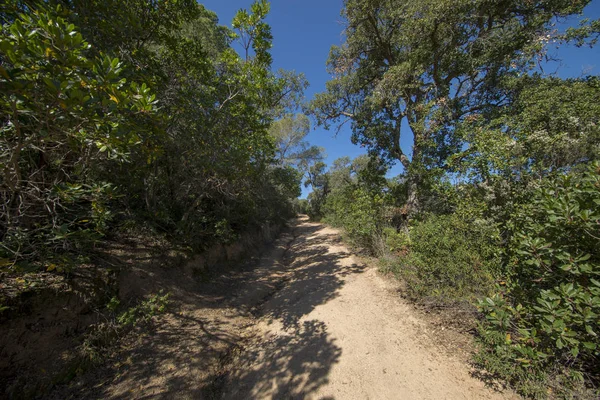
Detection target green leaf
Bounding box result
[582,342,597,350]
[571,346,579,358]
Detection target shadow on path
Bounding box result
[220,218,366,399]
[51,217,365,400]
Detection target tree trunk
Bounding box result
[405,173,420,217]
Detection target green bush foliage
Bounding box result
[382,227,410,256]
[391,214,502,302]
[81,291,170,365]
[0,1,304,270]
[476,163,600,398]
[0,5,157,266]
[324,185,385,250]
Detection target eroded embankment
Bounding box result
[1,221,289,399]
[39,222,296,400]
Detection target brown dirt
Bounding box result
[0,260,116,398]
[221,217,519,400]
[44,216,519,399]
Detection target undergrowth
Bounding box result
[79,291,170,366]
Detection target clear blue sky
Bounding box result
[200,0,600,198]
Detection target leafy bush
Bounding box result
[391,214,502,303]
[0,4,157,267]
[382,227,411,256]
[476,163,600,398]
[324,185,385,251]
[80,292,170,365]
[1,1,303,271]
[115,292,170,327]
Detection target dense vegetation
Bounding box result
[308,0,600,397]
[0,0,314,271]
[2,0,599,398]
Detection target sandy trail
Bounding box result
[53,216,516,399]
[222,217,516,400]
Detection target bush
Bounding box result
[0,5,158,267]
[476,163,600,398]
[382,227,411,256]
[0,2,301,270]
[324,186,385,251]
[391,214,502,303]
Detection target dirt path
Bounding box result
[222,217,516,400]
[54,216,517,399]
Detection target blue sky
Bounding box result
[200,0,600,198]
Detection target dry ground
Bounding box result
[51,216,518,399]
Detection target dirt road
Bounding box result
[221,217,516,400]
[56,216,516,399]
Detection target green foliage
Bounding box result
[382,227,410,256]
[81,291,170,365]
[393,214,502,303]
[476,164,600,397]
[306,154,388,231]
[310,0,591,216]
[116,291,170,327]
[270,113,325,174]
[452,76,600,182]
[304,161,330,220]
[293,198,309,215]
[1,0,306,269]
[324,185,385,250]
[232,0,273,65]
[563,17,600,47]
[0,4,157,265]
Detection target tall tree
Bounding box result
[310,0,590,216]
[304,161,330,219]
[269,113,325,174]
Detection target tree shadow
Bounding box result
[51,310,249,400]
[218,319,342,400]
[50,218,366,399]
[259,222,365,331]
[219,220,367,398]
[468,354,515,394]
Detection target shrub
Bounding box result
[392,213,502,303]
[324,186,385,251]
[382,227,411,256]
[80,292,170,366]
[0,5,157,267]
[476,163,600,398]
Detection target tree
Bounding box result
[0,3,158,263]
[327,156,353,192]
[452,75,600,182]
[326,154,386,194]
[55,0,199,65]
[232,0,272,64]
[269,113,325,174]
[304,161,330,219]
[310,0,591,216]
